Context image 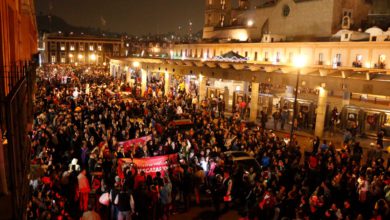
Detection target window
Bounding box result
[51,55,56,63]
[334,53,342,67]
[60,43,66,51]
[283,5,290,17]
[79,43,85,51]
[379,55,386,63]
[377,55,386,69]
[254,52,258,61]
[70,44,75,51]
[209,0,212,5]
[220,15,225,27]
[276,52,280,62]
[60,57,66,63]
[342,9,353,18]
[207,14,212,26]
[336,54,341,62]
[353,55,363,67]
[345,34,349,39]
[245,51,248,57]
[221,0,225,9]
[89,45,94,51]
[318,53,324,65]
[264,52,269,61]
[97,45,102,51]
[50,42,57,50]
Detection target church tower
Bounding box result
[204,0,231,27]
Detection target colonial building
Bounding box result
[124,39,174,58]
[109,39,390,140]
[203,0,374,41]
[42,32,124,65]
[0,0,38,219]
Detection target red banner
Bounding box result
[117,154,178,179]
[117,135,152,152]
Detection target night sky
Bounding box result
[35,0,205,35]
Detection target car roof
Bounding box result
[224,151,251,158]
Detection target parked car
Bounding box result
[224,151,262,172]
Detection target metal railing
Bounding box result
[0,61,36,219]
[0,61,30,98]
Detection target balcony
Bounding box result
[352,61,363,68]
[374,63,386,69]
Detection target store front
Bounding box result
[341,106,390,137]
[280,97,320,129]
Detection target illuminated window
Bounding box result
[221,0,225,9]
[209,0,212,5]
[89,45,94,51]
[356,55,362,62]
[97,45,102,51]
[379,54,386,63]
[70,44,75,51]
[254,52,258,61]
[60,43,66,51]
[60,57,66,63]
[79,44,84,51]
[220,15,225,27]
[51,55,56,63]
[377,54,386,68]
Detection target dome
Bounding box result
[365,26,384,36]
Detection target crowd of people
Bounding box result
[28,65,390,220]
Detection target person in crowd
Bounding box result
[272,110,280,130]
[28,64,390,220]
[114,185,134,220]
[82,204,101,220]
[78,169,91,212]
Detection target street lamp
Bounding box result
[247,19,254,27]
[132,61,140,68]
[289,54,306,146]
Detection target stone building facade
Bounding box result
[43,33,123,65]
[203,0,373,41]
[0,0,38,219]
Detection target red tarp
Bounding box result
[117,153,179,179]
[117,135,152,153]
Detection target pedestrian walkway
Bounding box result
[262,118,390,150]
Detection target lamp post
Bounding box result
[289,55,306,147]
